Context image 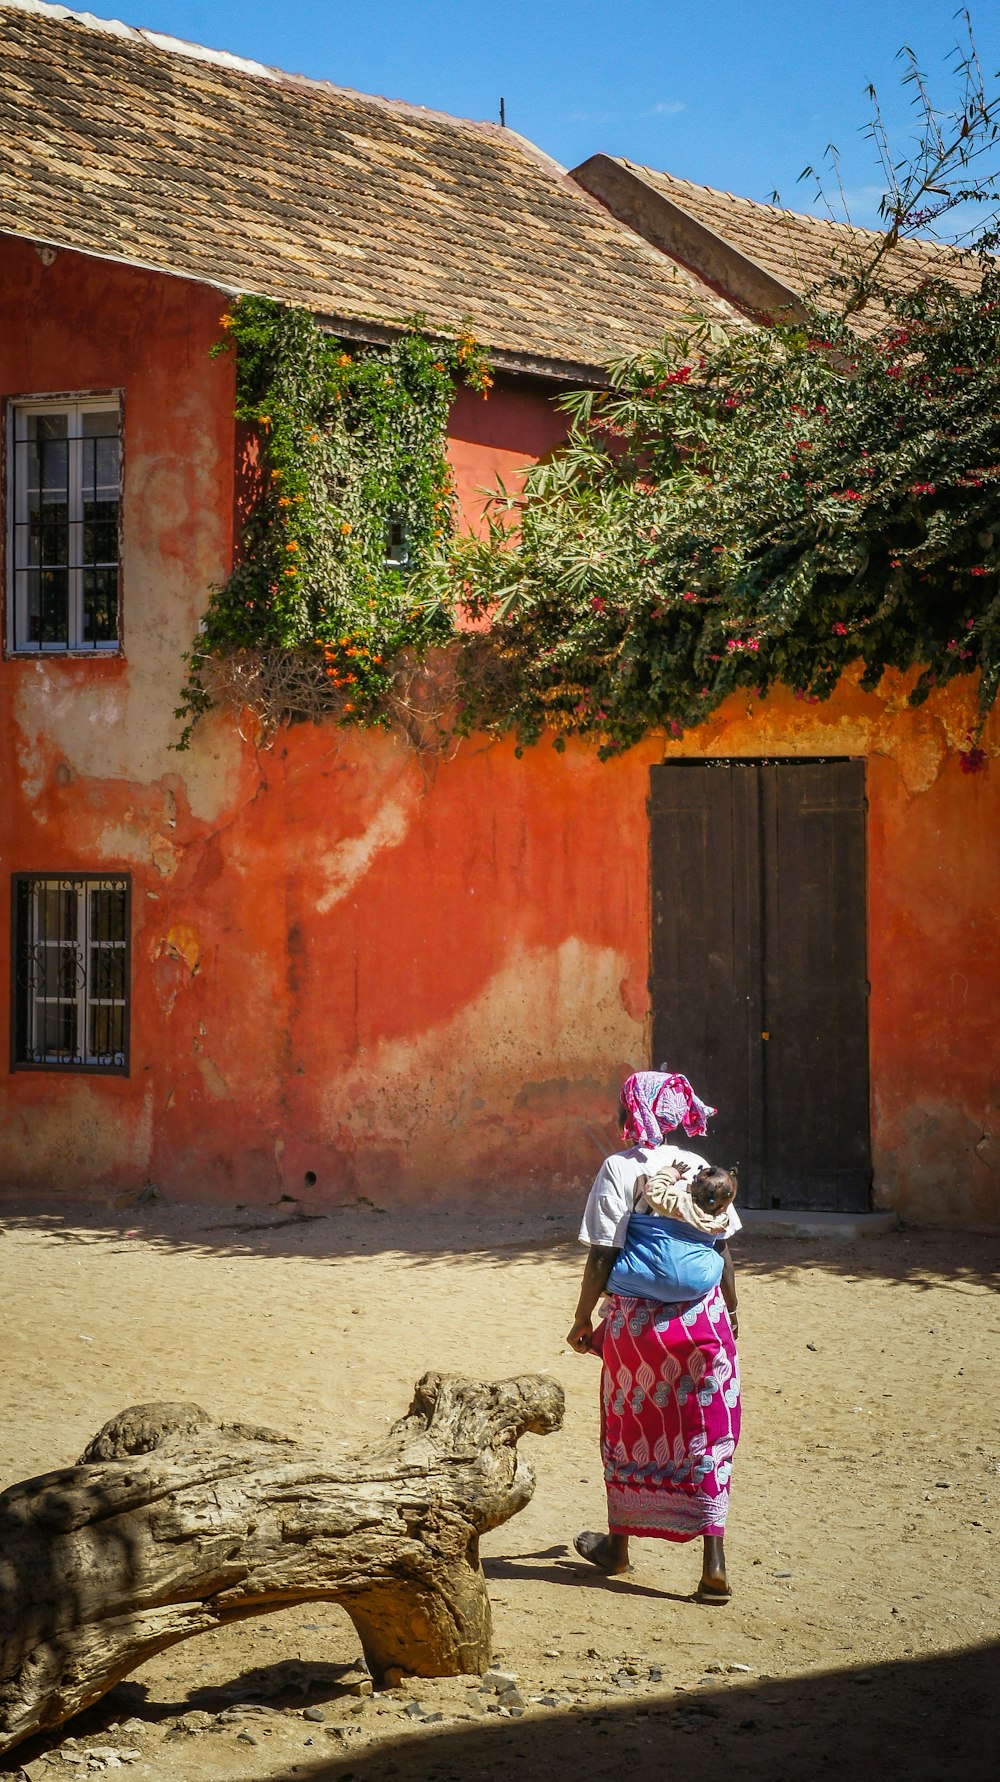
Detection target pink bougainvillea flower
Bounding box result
[590,596,606,612]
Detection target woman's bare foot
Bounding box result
[696,1534,731,1602]
[573,1530,634,1575]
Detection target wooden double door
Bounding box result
[649,759,871,1211]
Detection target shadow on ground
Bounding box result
[0,1199,997,1293]
[265,1640,999,1782]
[3,1638,996,1781]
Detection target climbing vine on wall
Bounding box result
[175,296,492,747]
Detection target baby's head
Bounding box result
[690,1165,737,1217]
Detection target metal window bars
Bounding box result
[384,511,412,571]
[11,875,130,1072]
[9,400,121,651]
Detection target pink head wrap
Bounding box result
[620,1070,716,1147]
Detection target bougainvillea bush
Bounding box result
[452,262,1000,758]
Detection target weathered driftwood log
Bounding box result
[0,1372,563,1755]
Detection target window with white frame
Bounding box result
[7,396,122,652]
[11,875,130,1073]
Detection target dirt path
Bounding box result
[1,1201,997,1780]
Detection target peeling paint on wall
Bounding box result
[316,782,418,914]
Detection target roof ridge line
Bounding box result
[0,0,505,137]
[618,157,977,254]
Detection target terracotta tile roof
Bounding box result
[613,160,984,335]
[0,2,737,376]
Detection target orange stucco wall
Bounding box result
[1,239,997,1227]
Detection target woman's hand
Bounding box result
[566,1316,594,1353]
[569,1247,617,1355]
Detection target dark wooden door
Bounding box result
[649,760,871,1211]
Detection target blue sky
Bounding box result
[113,1,1000,234]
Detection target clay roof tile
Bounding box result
[0,1,739,374]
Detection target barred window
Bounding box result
[11,875,130,1073]
[384,511,412,571]
[8,397,122,652]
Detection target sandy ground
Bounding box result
[0,1198,998,1782]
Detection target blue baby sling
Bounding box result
[605,1211,724,1304]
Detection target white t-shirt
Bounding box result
[578,1143,743,1249]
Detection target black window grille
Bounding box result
[11,875,130,1073]
[9,399,122,652]
[384,511,412,571]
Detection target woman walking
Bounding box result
[567,1071,741,1602]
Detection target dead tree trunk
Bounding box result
[0,1371,563,1756]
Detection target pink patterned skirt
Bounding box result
[593,1284,740,1541]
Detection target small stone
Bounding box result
[935,1481,951,1489]
[324,1726,367,1746]
[704,1661,726,1674]
[508,1707,525,1719]
[302,1707,326,1723]
[178,1711,214,1732]
[648,1667,663,1683]
[772,1570,793,1578]
[422,1712,445,1724]
[236,1732,258,1745]
[345,1677,373,1697]
[613,1672,635,1689]
[806,1342,817,1352]
[536,1695,562,1707]
[403,1701,425,1719]
[543,1649,561,1659]
[498,1688,525,1709]
[728,1663,752,1674]
[117,1723,145,1737]
[483,1668,519,1692]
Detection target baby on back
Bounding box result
[636,1158,738,1234]
[605,1155,738,1305]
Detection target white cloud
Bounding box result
[647,100,685,117]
